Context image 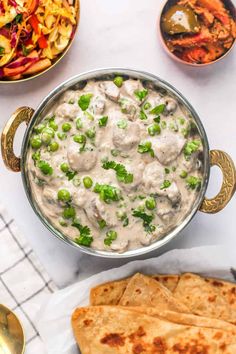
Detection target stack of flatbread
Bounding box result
[71,272,236,353]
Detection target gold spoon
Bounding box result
[0,304,25,354]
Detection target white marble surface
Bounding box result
[0,0,236,288]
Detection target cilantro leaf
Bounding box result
[73,220,93,247]
[186,176,201,190]
[137,141,154,157]
[160,180,171,190]
[102,160,133,184]
[66,170,77,181]
[134,89,148,101]
[104,230,117,246]
[78,94,93,111]
[132,210,155,234]
[139,110,147,120]
[150,104,166,115]
[184,140,201,159]
[98,116,108,127]
[93,183,121,203]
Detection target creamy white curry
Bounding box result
[27,77,203,252]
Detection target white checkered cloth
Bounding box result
[0,206,57,353]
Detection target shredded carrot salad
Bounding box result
[0,0,77,80]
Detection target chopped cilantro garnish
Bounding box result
[0,47,5,55]
[143,102,151,110]
[98,116,108,127]
[186,176,201,190]
[104,230,117,246]
[139,110,147,120]
[165,168,170,174]
[78,94,93,111]
[66,170,77,181]
[98,219,107,229]
[132,209,154,234]
[73,220,93,247]
[160,180,171,190]
[93,183,121,203]
[150,104,166,115]
[134,89,148,101]
[138,141,154,157]
[184,140,201,159]
[102,160,133,184]
[153,116,161,123]
[37,160,53,176]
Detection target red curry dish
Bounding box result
[161,0,236,64]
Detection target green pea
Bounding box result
[62,123,72,132]
[83,176,93,189]
[30,136,42,149]
[113,76,123,88]
[42,127,55,144]
[63,206,76,219]
[148,123,161,136]
[57,132,67,140]
[180,170,188,178]
[73,134,86,144]
[57,189,71,202]
[49,141,59,152]
[34,123,46,134]
[76,118,83,130]
[48,119,58,131]
[60,163,69,173]
[145,197,156,210]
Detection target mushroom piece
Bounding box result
[67,143,97,172]
[119,97,138,121]
[42,187,62,218]
[55,103,79,120]
[123,80,147,104]
[92,95,106,114]
[152,131,186,165]
[99,82,120,102]
[143,161,181,205]
[162,98,178,115]
[85,197,117,228]
[112,122,140,151]
[142,161,165,194]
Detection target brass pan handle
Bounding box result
[1,107,35,172]
[200,150,236,214]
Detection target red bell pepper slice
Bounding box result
[29,14,40,34]
[38,34,48,49]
